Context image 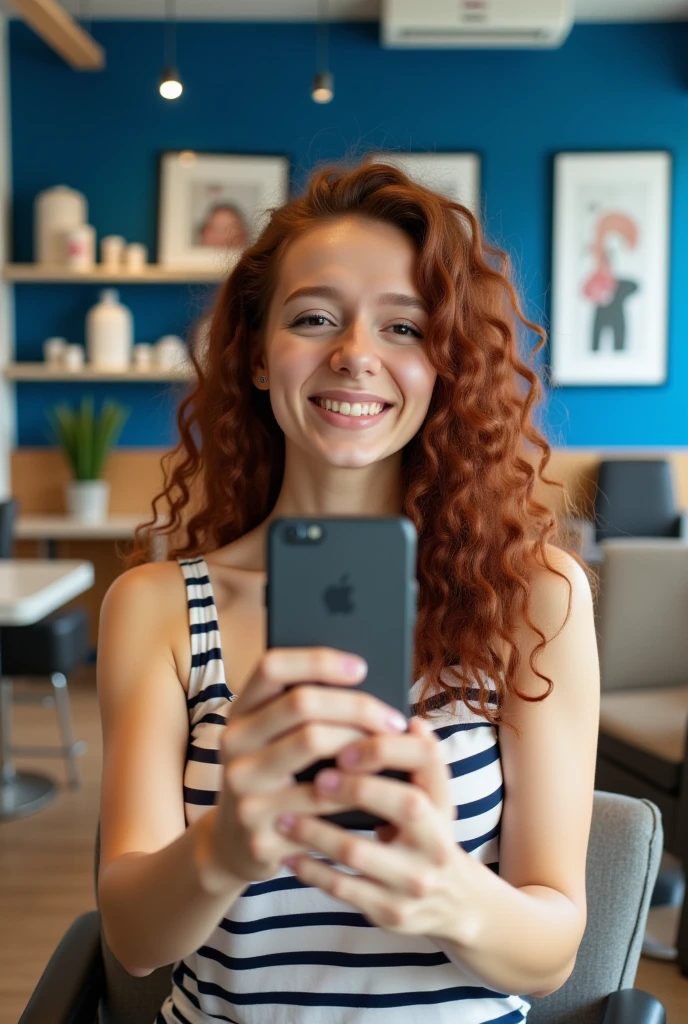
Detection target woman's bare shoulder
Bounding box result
[100,560,193,687]
[102,559,188,609]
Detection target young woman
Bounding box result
[96,157,600,1024]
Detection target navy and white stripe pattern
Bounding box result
[156,556,530,1024]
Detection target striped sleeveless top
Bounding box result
[155,556,531,1024]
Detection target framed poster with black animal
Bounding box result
[550,151,671,386]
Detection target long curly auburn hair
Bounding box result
[127,155,590,733]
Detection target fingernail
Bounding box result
[343,656,367,679]
[385,710,407,732]
[316,769,341,791]
[339,746,360,768]
[276,813,296,833]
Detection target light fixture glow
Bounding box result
[311,70,333,103]
[160,66,183,99]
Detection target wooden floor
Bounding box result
[1,669,688,1023]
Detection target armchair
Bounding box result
[594,537,688,974]
[561,459,688,566]
[19,791,667,1024]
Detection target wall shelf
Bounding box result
[3,263,228,283]
[4,363,194,382]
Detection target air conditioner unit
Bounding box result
[380,0,574,49]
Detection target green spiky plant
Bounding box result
[46,397,130,481]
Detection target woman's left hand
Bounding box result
[275,716,479,942]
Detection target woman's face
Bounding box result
[200,208,248,248]
[259,216,437,469]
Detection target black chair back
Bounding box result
[0,498,18,558]
[595,459,679,541]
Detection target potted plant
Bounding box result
[47,396,130,522]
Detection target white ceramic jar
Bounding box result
[43,336,67,366]
[34,185,87,264]
[86,288,133,370]
[125,243,148,271]
[65,224,96,271]
[100,235,126,269]
[155,334,188,370]
[63,344,85,371]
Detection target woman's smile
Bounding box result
[308,389,393,430]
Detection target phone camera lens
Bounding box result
[285,526,299,542]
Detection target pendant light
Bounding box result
[312,0,333,103]
[159,0,183,100]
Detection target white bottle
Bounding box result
[86,289,133,370]
[35,185,87,264]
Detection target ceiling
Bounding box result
[2,0,688,21]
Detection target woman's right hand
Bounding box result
[205,647,408,885]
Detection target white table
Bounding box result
[15,514,168,560]
[0,559,94,821]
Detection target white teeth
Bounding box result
[315,398,385,417]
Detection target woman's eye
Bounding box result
[391,322,423,340]
[288,315,423,339]
[289,314,330,327]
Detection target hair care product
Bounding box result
[86,289,133,370]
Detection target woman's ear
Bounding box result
[252,363,269,389]
[250,331,269,389]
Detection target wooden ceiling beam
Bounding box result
[7,0,105,70]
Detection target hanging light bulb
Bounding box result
[159,0,183,100]
[160,67,183,100]
[312,70,333,104]
[311,0,333,103]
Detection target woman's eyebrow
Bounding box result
[283,284,427,313]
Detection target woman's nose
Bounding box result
[329,323,382,378]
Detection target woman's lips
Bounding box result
[308,397,391,430]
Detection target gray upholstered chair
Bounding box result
[563,458,688,566]
[594,538,688,974]
[18,791,666,1024]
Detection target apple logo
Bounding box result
[323,575,355,614]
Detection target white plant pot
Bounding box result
[66,479,110,522]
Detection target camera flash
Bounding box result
[307,524,322,540]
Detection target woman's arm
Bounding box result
[96,567,248,975]
[99,805,248,976]
[434,546,600,996]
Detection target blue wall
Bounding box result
[9,19,688,448]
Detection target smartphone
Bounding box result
[266,516,417,830]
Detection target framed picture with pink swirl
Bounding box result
[550,151,671,386]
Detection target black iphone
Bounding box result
[266,516,417,830]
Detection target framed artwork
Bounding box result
[550,151,671,386]
[157,151,290,269]
[368,151,482,218]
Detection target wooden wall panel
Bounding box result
[10,447,170,514]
